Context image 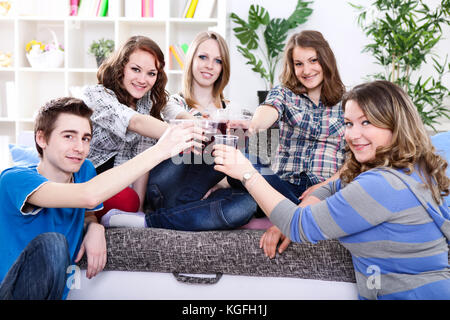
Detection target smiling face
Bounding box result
[37,113,92,179]
[293,46,324,96]
[344,99,393,164]
[122,49,158,100]
[192,38,223,89]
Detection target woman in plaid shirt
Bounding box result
[83,36,182,218]
[250,30,347,257]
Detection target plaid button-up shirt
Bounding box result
[83,85,157,168]
[265,85,346,185]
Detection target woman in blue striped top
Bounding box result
[213,80,450,299]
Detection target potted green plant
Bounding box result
[88,38,115,67]
[350,0,450,130]
[230,0,313,103]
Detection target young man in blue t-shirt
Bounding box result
[0,97,201,299]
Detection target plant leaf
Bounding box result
[264,18,290,59]
[248,4,270,29]
[230,13,259,50]
[237,46,269,81]
[287,0,314,28]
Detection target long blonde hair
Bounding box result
[182,31,230,110]
[340,80,449,203]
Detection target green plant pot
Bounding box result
[257,90,269,105]
[96,56,105,68]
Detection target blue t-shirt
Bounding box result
[0,159,102,298]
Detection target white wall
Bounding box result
[226,0,450,113]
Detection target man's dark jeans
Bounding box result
[0,232,70,300]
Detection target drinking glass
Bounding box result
[213,134,239,148]
[228,112,252,151]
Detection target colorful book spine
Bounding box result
[174,45,186,63]
[95,0,102,16]
[77,0,87,16]
[70,0,79,16]
[185,0,198,18]
[97,0,108,16]
[193,0,216,19]
[169,45,184,69]
[149,0,154,17]
[181,0,191,18]
[141,0,153,17]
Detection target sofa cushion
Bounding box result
[79,227,356,283]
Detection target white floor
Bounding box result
[67,270,359,300]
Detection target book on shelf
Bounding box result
[78,0,99,17]
[77,0,90,16]
[107,0,122,17]
[175,44,187,61]
[169,45,184,69]
[125,0,159,18]
[70,0,79,16]
[97,0,108,17]
[76,0,86,16]
[185,0,198,18]
[181,0,191,18]
[77,0,109,17]
[141,0,153,17]
[193,0,216,19]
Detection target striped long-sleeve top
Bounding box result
[270,167,450,299]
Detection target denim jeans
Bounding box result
[146,153,256,231]
[0,232,70,300]
[145,152,312,230]
[146,188,257,231]
[230,154,311,206]
[146,154,225,211]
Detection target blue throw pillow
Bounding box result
[8,144,40,167]
[431,131,450,205]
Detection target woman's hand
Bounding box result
[212,144,255,181]
[154,123,204,160]
[202,177,230,200]
[299,182,323,200]
[259,225,291,259]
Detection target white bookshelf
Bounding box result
[0,0,227,146]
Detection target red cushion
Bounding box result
[95,187,140,221]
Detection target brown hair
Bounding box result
[182,31,230,110]
[340,80,449,203]
[97,35,168,120]
[280,30,345,107]
[34,97,93,157]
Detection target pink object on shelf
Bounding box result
[70,0,79,16]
